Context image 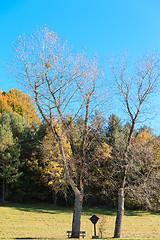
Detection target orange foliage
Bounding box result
[0,88,39,122]
[0,91,12,117]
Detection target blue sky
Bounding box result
[0,0,160,133]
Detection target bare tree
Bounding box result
[110,52,160,238]
[11,26,106,238]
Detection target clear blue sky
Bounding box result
[0,0,160,133]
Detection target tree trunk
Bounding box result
[6,183,8,198]
[52,190,57,206]
[156,198,159,212]
[114,188,124,238]
[71,191,83,238]
[2,179,5,204]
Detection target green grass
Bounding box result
[0,203,159,240]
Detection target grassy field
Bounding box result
[0,203,159,240]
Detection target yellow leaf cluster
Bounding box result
[95,142,112,160]
[135,132,154,145]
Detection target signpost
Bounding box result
[89,215,99,239]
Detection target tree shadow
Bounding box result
[15,238,61,240]
[2,202,158,217]
[124,210,143,216]
[15,238,59,240]
[150,210,160,215]
[82,207,117,216]
[125,209,160,216]
[0,202,74,215]
[83,207,142,216]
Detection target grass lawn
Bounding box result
[0,203,159,240]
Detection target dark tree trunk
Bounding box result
[114,188,124,238]
[6,183,9,198]
[2,179,5,204]
[71,191,83,238]
[52,190,57,206]
[156,198,159,212]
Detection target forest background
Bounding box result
[0,87,159,211]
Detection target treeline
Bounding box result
[0,88,159,210]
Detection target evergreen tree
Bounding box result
[0,113,21,203]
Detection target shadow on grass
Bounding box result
[15,238,58,240]
[124,210,143,216]
[1,202,158,217]
[82,207,143,217]
[15,238,62,240]
[13,238,159,240]
[150,211,160,215]
[14,238,113,240]
[14,238,102,240]
[1,203,117,217]
[0,202,74,215]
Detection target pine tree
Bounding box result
[0,115,21,203]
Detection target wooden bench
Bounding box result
[67,231,86,238]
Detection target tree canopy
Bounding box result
[0,88,39,121]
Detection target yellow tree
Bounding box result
[41,127,71,205]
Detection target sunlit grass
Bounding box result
[0,203,159,239]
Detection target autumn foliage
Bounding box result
[0,88,39,121]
